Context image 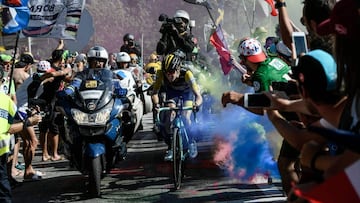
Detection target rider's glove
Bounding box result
[193,104,200,113]
[153,103,161,112]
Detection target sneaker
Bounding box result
[15,162,25,171]
[189,140,198,158]
[164,150,173,161]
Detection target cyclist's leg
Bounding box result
[182,91,195,140]
[162,90,178,161]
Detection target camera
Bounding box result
[128,40,134,47]
[158,13,175,34]
[158,13,175,24]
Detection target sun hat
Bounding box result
[317,0,359,40]
[238,38,267,63]
[37,60,52,73]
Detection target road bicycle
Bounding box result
[156,99,197,190]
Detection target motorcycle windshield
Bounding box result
[75,69,114,111]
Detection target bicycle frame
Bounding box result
[156,105,193,159]
[156,102,194,190]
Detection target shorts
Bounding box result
[38,111,60,135]
[279,139,300,159]
[166,89,194,106]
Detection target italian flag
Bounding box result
[294,160,360,203]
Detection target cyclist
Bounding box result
[151,52,202,161]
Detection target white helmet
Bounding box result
[174,10,190,23]
[116,52,131,63]
[87,46,108,64]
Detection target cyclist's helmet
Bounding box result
[116,52,131,63]
[87,46,108,65]
[163,53,182,72]
[123,33,135,42]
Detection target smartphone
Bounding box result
[244,93,271,108]
[292,32,308,57]
[271,81,299,96]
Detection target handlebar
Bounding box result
[155,106,194,124]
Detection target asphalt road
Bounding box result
[11,113,286,203]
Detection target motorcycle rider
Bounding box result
[113,52,141,142]
[114,52,138,96]
[151,52,202,161]
[156,9,196,61]
[64,46,113,95]
[120,33,142,58]
[61,46,129,163]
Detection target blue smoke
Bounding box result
[198,104,280,181]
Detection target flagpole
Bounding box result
[205,7,216,28]
[7,31,20,95]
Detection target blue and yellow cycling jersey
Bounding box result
[153,68,200,105]
[153,68,200,93]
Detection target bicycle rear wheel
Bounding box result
[172,127,183,190]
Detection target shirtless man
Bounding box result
[13,54,45,181]
[12,53,34,89]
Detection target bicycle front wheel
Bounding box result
[172,127,183,190]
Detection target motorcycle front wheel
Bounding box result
[88,156,102,197]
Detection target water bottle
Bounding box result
[189,140,198,158]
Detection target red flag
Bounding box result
[264,0,277,16]
[209,25,232,75]
[293,160,360,203]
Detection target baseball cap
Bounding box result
[37,60,52,73]
[238,38,266,63]
[0,54,12,63]
[19,53,35,64]
[317,0,359,40]
[297,49,337,91]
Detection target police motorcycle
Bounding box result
[112,71,144,141]
[56,46,129,197]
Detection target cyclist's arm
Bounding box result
[185,71,202,106]
[151,71,164,106]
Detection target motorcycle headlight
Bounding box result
[71,108,111,125]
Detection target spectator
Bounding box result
[221,37,299,195]
[12,53,35,89]
[38,48,71,162]
[108,52,117,70]
[16,60,57,181]
[0,65,42,202]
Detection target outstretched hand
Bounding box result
[221,91,244,107]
